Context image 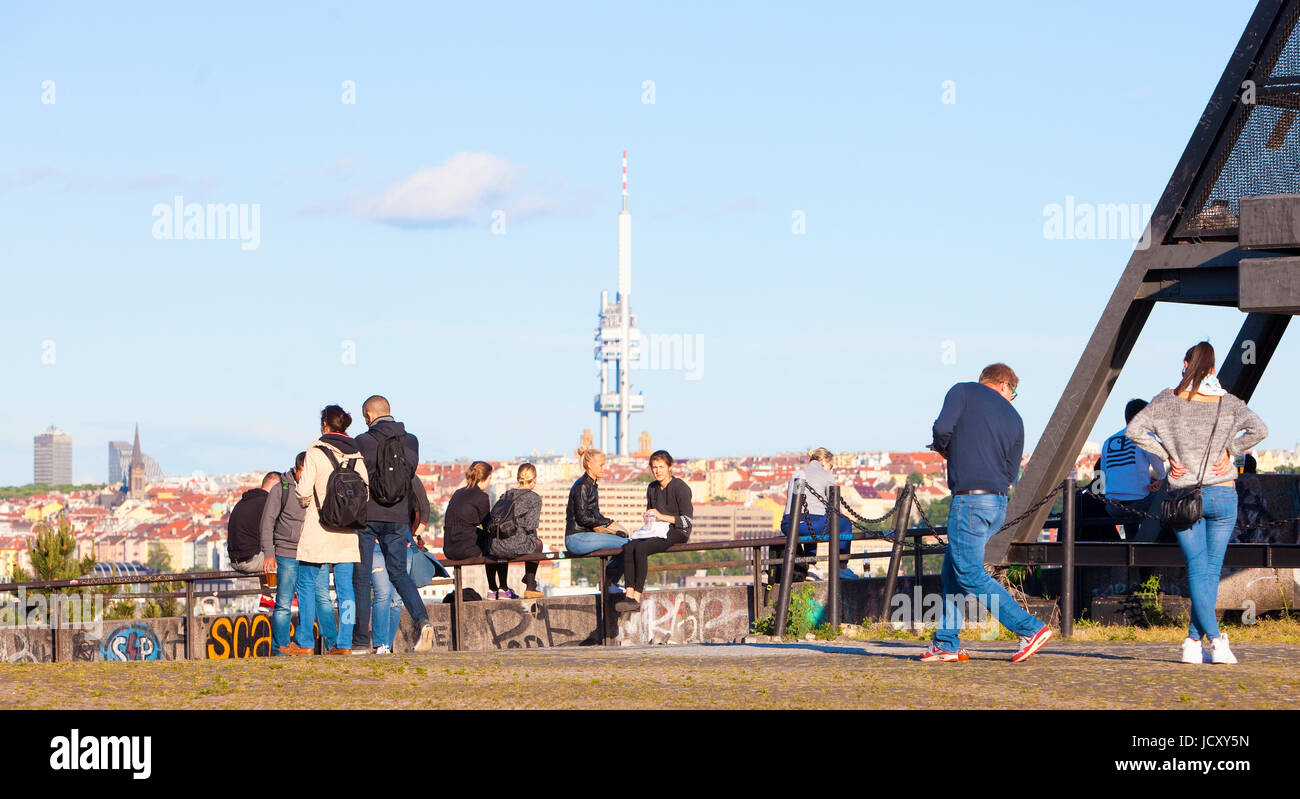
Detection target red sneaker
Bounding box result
[918,644,970,662]
[1011,626,1053,663]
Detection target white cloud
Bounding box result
[357,152,524,226]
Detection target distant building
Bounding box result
[33,426,73,485]
[128,424,148,497]
[109,439,163,485]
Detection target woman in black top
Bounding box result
[441,461,494,582]
[617,450,693,612]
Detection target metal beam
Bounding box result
[1218,312,1291,400]
[992,0,1296,563]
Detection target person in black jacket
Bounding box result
[228,472,280,575]
[617,450,692,612]
[442,461,494,561]
[564,449,629,592]
[353,395,432,653]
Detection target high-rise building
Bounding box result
[108,441,132,484]
[109,439,163,486]
[33,426,73,486]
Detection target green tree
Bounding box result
[146,543,172,573]
[906,472,925,486]
[27,516,95,582]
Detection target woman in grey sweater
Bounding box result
[486,463,545,599]
[1126,342,1267,665]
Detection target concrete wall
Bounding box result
[2,567,1295,662]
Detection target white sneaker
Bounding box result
[373,644,392,655]
[413,623,434,653]
[1210,633,1237,665]
[1180,637,1205,664]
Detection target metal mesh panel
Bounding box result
[1174,6,1300,238]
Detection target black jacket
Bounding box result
[355,418,420,524]
[227,488,269,563]
[565,473,613,537]
[443,485,490,561]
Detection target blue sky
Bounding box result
[1,0,1292,485]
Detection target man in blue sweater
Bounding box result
[920,363,1052,663]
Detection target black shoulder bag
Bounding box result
[1160,399,1224,532]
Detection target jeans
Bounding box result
[272,556,314,652]
[1176,485,1236,641]
[933,493,1045,652]
[334,562,355,650]
[565,532,628,585]
[355,521,429,649]
[297,562,339,652]
[370,539,412,650]
[1104,492,1162,542]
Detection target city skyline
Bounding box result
[7,2,1300,486]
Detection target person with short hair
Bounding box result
[295,405,366,656]
[564,449,630,594]
[921,363,1052,663]
[353,395,435,653]
[616,450,693,613]
[259,452,317,655]
[1099,399,1166,542]
[1126,341,1267,665]
[228,471,280,575]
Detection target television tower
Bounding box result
[593,150,644,456]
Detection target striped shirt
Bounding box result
[1100,429,1165,501]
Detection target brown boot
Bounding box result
[277,644,313,656]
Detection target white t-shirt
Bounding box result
[1100,428,1166,501]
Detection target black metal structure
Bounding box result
[993,0,1300,563]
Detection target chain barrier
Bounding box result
[1087,484,1300,530]
[801,483,898,539]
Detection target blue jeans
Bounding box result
[297,562,339,652]
[370,539,412,650]
[355,521,430,650]
[1176,485,1236,640]
[272,556,315,652]
[565,532,628,585]
[933,493,1045,652]
[334,562,355,650]
[782,513,853,555]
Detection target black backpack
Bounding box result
[486,492,521,539]
[369,428,411,507]
[313,447,368,529]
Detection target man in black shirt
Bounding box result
[228,472,280,575]
[354,395,435,653]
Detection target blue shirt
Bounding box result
[931,382,1024,494]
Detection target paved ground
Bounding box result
[1,639,1296,709]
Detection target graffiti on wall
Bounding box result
[99,623,164,661]
[616,589,749,645]
[206,615,275,659]
[0,629,53,663]
[484,601,599,649]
